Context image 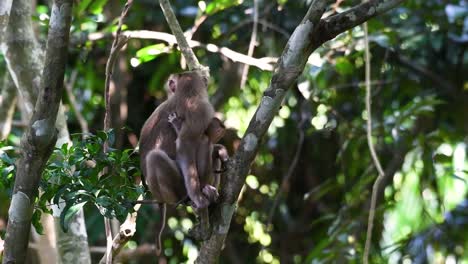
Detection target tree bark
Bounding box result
[2,0,74,263]
[0,73,17,140]
[1,0,91,262]
[0,0,12,42]
[195,0,405,262]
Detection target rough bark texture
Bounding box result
[0,73,17,140]
[53,210,91,264]
[0,0,12,43]
[2,0,74,263]
[1,0,91,262]
[2,0,43,115]
[196,0,405,262]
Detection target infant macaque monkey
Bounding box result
[168,112,228,204]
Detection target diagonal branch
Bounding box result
[196,1,330,262]
[321,0,405,41]
[196,0,405,262]
[159,0,208,76]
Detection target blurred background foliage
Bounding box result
[0,0,467,263]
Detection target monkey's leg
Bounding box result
[176,137,209,209]
[196,135,220,204]
[176,136,213,241]
[146,150,185,204]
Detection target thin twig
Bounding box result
[102,1,133,263]
[363,21,385,264]
[159,0,207,76]
[267,99,307,227]
[240,0,259,88]
[64,70,89,134]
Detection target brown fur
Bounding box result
[139,71,228,243]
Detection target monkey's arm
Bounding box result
[168,112,184,134]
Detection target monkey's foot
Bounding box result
[188,223,212,241]
[202,185,219,203]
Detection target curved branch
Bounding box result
[88,30,276,71]
[321,0,405,41]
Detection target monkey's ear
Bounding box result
[169,79,176,93]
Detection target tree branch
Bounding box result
[0,0,12,44]
[101,1,133,263]
[159,0,207,75]
[240,0,259,88]
[195,0,405,262]
[321,0,405,41]
[2,0,73,262]
[0,72,17,140]
[196,1,330,262]
[64,70,89,135]
[88,30,276,71]
[363,21,385,264]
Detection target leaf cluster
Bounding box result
[36,130,144,233]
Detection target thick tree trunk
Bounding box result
[2,0,75,263]
[0,0,91,263]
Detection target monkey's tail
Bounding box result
[156,203,167,256]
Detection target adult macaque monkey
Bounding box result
[139,71,227,246]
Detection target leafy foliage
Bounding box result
[37,130,143,232]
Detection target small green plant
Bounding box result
[0,130,144,234]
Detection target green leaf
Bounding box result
[77,0,92,14]
[205,0,241,15]
[32,210,44,235]
[97,130,107,141]
[89,0,108,15]
[60,201,87,232]
[335,57,354,76]
[432,153,451,164]
[53,186,70,205]
[0,152,14,165]
[136,44,167,63]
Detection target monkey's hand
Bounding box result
[191,193,210,209]
[202,185,219,203]
[168,112,184,134]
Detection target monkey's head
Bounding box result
[167,71,208,97]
